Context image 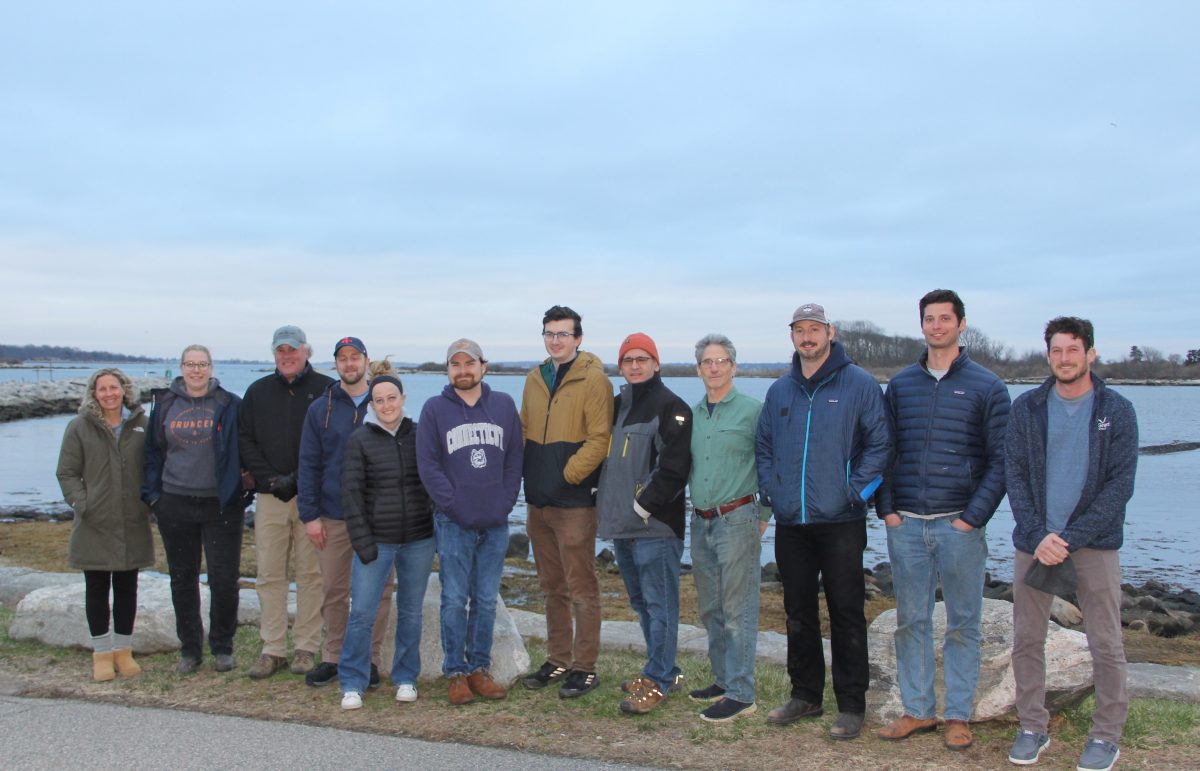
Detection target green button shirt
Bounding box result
[688,387,771,521]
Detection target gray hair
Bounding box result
[694,333,736,364]
[180,344,212,366]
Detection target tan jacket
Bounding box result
[519,350,613,508]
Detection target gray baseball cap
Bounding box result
[272,325,307,349]
[446,338,484,364]
[790,303,829,326]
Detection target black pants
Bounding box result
[157,493,244,659]
[83,569,139,637]
[775,518,869,714]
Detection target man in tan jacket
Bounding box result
[518,305,613,699]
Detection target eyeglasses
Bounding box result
[181,361,212,371]
[542,331,576,341]
[620,356,653,366]
[700,357,732,368]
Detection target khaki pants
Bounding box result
[316,517,393,665]
[254,495,323,656]
[1012,548,1128,743]
[526,505,601,672]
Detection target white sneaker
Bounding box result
[341,691,363,710]
[395,683,418,703]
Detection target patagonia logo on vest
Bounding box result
[827,399,839,404]
[954,390,966,395]
[1097,416,1111,431]
[446,422,505,454]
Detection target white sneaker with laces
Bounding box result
[395,683,418,703]
[341,691,363,710]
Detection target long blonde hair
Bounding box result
[82,368,139,420]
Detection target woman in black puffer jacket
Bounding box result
[337,360,435,709]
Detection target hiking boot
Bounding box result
[688,683,727,702]
[878,714,938,741]
[467,669,508,700]
[521,661,570,690]
[290,650,316,675]
[340,691,363,711]
[448,673,475,705]
[173,656,201,675]
[944,719,973,751]
[213,654,236,673]
[620,683,666,714]
[306,661,338,686]
[700,698,757,723]
[1008,729,1050,765]
[620,676,655,694]
[1076,738,1120,771]
[766,698,823,725]
[369,664,381,689]
[248,653,288,679]
[559,670,599,699]
[829,712,865,740]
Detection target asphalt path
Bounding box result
[0,695,654,771]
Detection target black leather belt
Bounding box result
[694,494,756,520]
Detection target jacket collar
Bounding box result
[789,340,851,388]
[918,346,970,375]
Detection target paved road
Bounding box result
[0,695,654,771]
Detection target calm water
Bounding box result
[4,362,1198,590]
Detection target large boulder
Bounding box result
[12,574,195,653]
[378,574,529,686]
[0,567,83,607]
[867,598,1093,723]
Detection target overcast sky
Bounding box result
[2,2,1197,364]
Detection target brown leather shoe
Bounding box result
[877,714,938,741]
[448,673,475,705]
[467,669,508,700]
[943,719,973,750]
[289,650,316,675]
[247,653,289,680]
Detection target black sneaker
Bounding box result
[521,661,570,690]
[369,664,381,689]
[305,661,338,687]
[558,670,599,699]
[689,683,727,702]
[701,698,757,723]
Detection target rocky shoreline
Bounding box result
[0,376,170,422]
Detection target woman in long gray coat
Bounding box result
[56,368,154,682]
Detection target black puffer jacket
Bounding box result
[341,415,434,563]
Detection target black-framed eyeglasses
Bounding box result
[620,356,653,366]
[542,331,576,341]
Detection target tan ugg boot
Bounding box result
[92,651,116,682]
[113,648,141,677]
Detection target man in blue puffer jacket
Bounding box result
[297,336,391,689]
[755,302,891,740]
[874,290,1010,751]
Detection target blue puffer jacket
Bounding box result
[755,341,892,526]
[297,382,370,523]
[1006,374,1137,554]
[875,349,1011,527]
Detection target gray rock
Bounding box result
[378,574,529,686]
[505,532,530,560]
[1127,663,1200,703]
[12,574,195,653]
[0,567,83,607]
[867,598,1093,723]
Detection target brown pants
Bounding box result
[527,505,601,672]
[1012,548,1128,743]
[316,517,393,665]
[254,495,323,656]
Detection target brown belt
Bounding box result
[694,494,756,520]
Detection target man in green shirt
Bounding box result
[687,333,770,723]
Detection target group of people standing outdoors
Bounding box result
[55,291,1136,771]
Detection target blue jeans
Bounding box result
[886,516,987,721]
[614,536,684,692]
[690,503,762,703]
[340,537,435,694]
[434,512,509,676]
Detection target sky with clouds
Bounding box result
[2,2,1197,364]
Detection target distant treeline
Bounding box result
[0,344,155,364]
